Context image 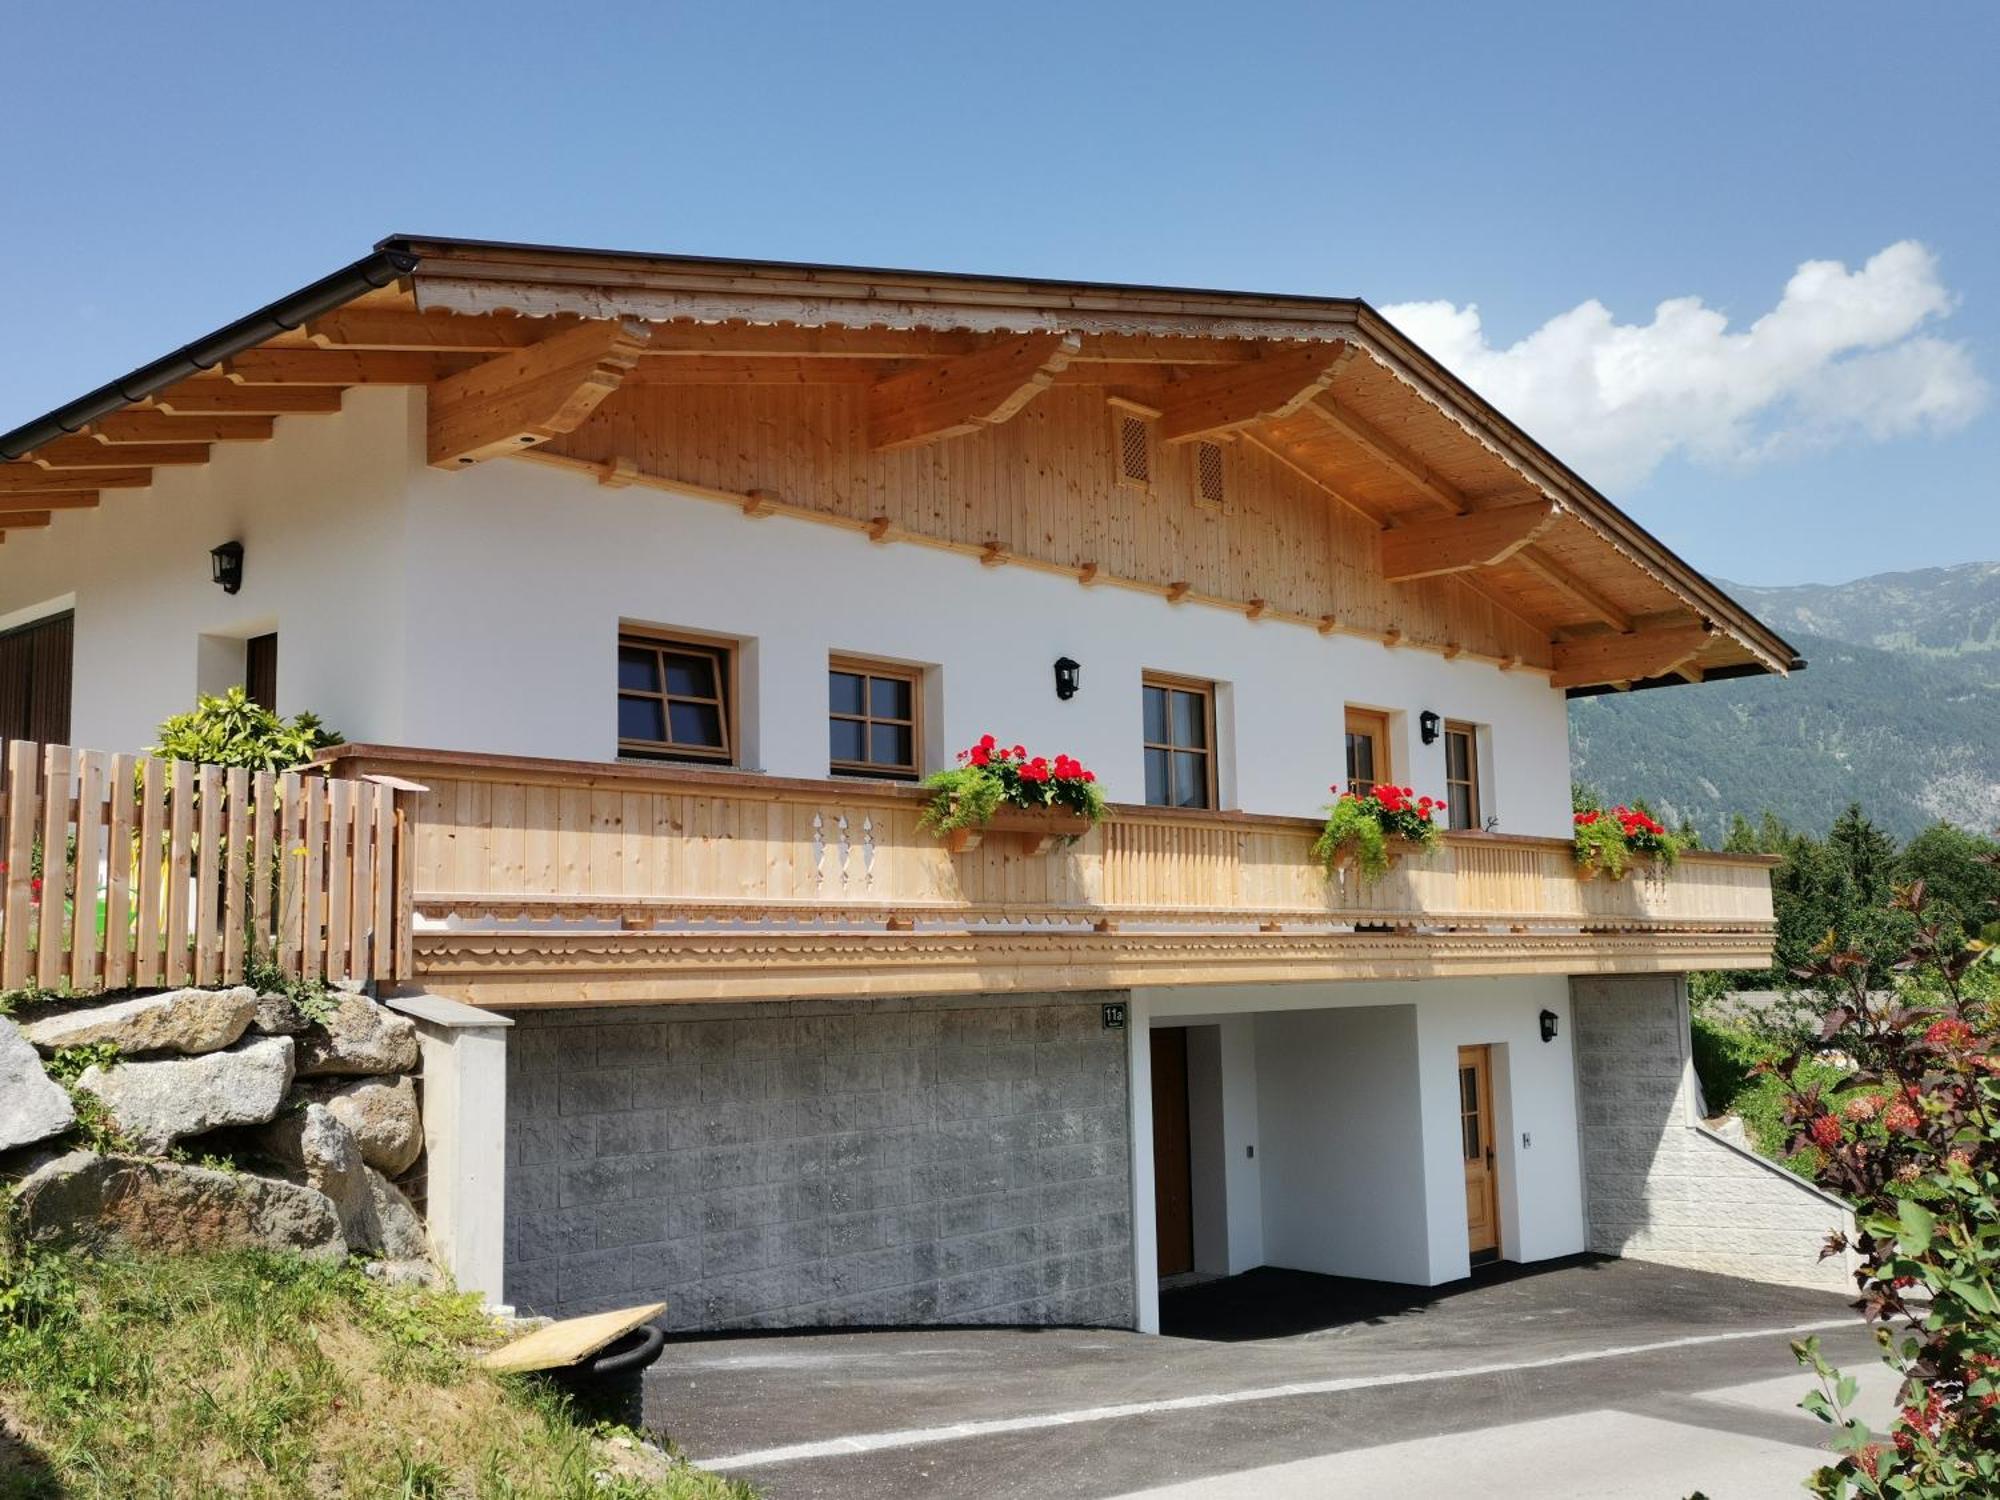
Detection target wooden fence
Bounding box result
[0,741,418,995]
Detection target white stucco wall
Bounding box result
[0,394,1574,831]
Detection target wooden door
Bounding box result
[1458,1045,1500,1262]
[1151,1027,1194,1277]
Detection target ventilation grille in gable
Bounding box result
[1117,414,1152,487]
[1195,441,1226,507]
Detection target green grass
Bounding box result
[0,1237,753,1499]
[1691,1010,1849,1166]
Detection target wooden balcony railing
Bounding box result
[319,746,1776,1006]
[0,740,419,995]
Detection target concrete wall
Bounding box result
[503,994,1134,1331]
[1571,973,1856,1294]
[1253,1005,1429,1283]
[0,391,1576,837]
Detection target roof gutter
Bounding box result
[0,249,420,461]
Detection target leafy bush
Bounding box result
[1313,784,1442,881]
[921,736,1104,838]
[1573,802,1688,877]
[1770,879,2000,1496]
[1690,1011,1849,1161]
[151,686,341,773]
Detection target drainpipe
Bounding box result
[0,249,420,461]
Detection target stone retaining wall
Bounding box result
[503,993,1136,1331]
[1571,973,1856,1293]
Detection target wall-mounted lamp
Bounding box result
[1054,656,1081,701]
[1539,1008,1560,1044]
[210,541,245,595]
[1419,709,1441,745]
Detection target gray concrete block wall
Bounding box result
[503,993,1135,1331]
[1571,973,1855,1293]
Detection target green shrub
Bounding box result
[151,686,341,773]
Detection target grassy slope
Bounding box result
[0,1244,752,1500]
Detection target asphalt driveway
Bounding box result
[643,1257,1885,1499]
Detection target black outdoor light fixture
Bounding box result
[1419,709,1442,745]
[210,541,245,595]
[1054,656,1081,701]
[1539,1008,1560,1044]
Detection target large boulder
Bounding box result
[21,986,256,1057]
[307,1075,422,1175]
[0,1017,74,1152]
[258,1105,429,1259]
[250,991,310,1037]
[77,1035,295,1153]
[296,994,418,1078]
[14,1150,344,1258]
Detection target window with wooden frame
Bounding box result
[1444,720,1481,831]
[1344,707,1391,797]
[1191,440,1227,509]
[617,630,734,764]
[1110,401,1156,492]
[828,657,922,781]
[1142,674,1216,809]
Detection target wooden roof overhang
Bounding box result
[0,235,1801,693]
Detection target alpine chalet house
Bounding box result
[0,237,1830,1331]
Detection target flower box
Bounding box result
[1314,785,1443,883]
[1320,833,1426,875]
[942,803,1094,855]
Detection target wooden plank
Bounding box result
[3,741,39,990]
[69,750,107,993]
[87,411,275,444]
[166,760,195,985]
[374,781,395,981]
[348,780,377,980]
[480,1303,667,1375]
[426,318,650,467]
[251,770,277,963]
[1154,345,1352,444]
[1550,624,1711,690]
[394,790,415,981]
[151,381,345,416]
[327,779,353,982]
[309,308,566,352]
[302,777,326,980]
[0,466,149,494]
[135,757,166,987]
[222,349,453,386]
[278,774,304,977]
[36,745,71,991]
[223,767,250,981]
[1302,395,1467,514]
[0,493,101,513]
[866,333,1081,450]
[1515,546,1635,633]
[193,764,223,985]
[28,439,212,469]
[100,754,134,993]
[1380,501,1561,583]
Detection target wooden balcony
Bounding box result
[321,746,1779,1008]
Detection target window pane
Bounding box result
[668,700,724,748]
[869,674,912,722]
[1462,1113,1480,1161]
[1346,732,1375,789]
[1142,685,1168,744]
[829,670,865,716]
[1173,751,1209,808]
[1171,689,1206,750]
[1446,729,1472,782]
[829,718,866,763]
[1144,747,1171,806]
[618,695,665,743]
[617,645,659,693]
[663,651,717,700]
[870,723,913,769]
[1450,784,1475,831]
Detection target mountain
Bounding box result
[1567,563,2000,842]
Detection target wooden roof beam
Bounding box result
[0,465,150,495]
[1380,500,1562,583]
[428,317,651,468]
[29,439,210,470]
[866,332,1081,451]
[86,412,274,444]
[0,512,53,529]
[151,381,345,415]
[1551,624,1710,690]
[1302,395,1467,514]
[1235,430,1394,527]
[222,350,455,385]
[0,492,100,513]
[309,309,570,352]
[1515,546,1635,634]
[1155,345,1355,444]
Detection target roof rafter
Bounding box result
[86,412,274,444]
[151,382,345,415]
[0,466,150,495]
[1156,345,1355,444]
[1551,624,1711,690]
[1300,394,1467,515]
[866,332,1081,451]
[427,317,651,468]
[1515,546,1635,634]
[1380,500,1562,583]
[222,349,457,386]
[29,439,211,470]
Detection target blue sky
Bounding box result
[1,2,1992,586]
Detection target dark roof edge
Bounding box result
[0,249,419,461]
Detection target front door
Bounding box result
[1458,1045,1500,1263]
[1151,1027,1194,1277]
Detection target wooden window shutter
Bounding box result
[1194,441,1226,508]
[1116,412,1153,489]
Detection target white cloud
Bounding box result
[1382,240,1987,492]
